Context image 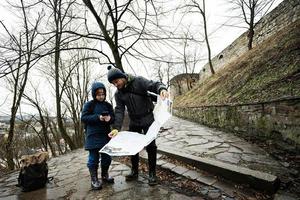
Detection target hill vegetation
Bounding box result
[174,20,300,108]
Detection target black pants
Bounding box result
[129,125,157,173]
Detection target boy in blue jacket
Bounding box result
[81,82,115,190]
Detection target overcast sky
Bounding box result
[0,0,283,115]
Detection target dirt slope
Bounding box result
[174,20,300,108]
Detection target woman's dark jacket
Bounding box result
[113,74,167,130]
[81,82,115,150]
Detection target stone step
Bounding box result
[157,146,280,194]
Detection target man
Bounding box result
[107,65,168,186]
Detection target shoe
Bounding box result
[102,174,114,184]
[101,165,114,184]
[125,171,138,181]
[89,168,102,190]
[148,172,158,186]
[91,180,102,190]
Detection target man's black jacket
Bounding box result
[113,74,167,130]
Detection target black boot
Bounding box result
[148,171,158,186]
[125,170,139,181]
[101,165,114,184]
[89,168,102,190]
[125,154,139,181]
[147,142,158,186]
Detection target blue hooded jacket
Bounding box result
[81,82,115,150]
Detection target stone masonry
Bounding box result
[199,0,300,80]
[174,97,300,145]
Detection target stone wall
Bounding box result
[171,0,300,147]
[200,0,300,80]
[174,97,300,146]
[169,73,199,99]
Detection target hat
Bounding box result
[107,65,127,83]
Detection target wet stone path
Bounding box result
[0,149,202,200]
[157,116,291,179]
[0,116,298,199]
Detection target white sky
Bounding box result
[0,0,283,115]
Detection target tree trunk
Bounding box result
[202,0,215,75]
[39,112,56,157]
[82,0,124,71]
[247,2,255,50]
[49,120,64,155]
[247,25,254,50]
[53,0,76,150]
[54,48,76,150]
[5,116,16,170]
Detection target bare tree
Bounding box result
[151,59,178,89]
[47,114,64,155]
[0,0,43,170]
[183,0,215,75]
[82,0,141,71]
[22,83,57,157]
[0,117,34,169]
[82,0,183,72]
[181,31,199,90]
[17,114,50,154]
[60,50,93,147]
[41,0,80,150]
[152,29,202,96]
[153,62,164,83]
[227,0,277,50]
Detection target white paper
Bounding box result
[100,97,172,156]
[153,98,172,125]
[100,131,148,156]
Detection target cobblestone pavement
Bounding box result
[0,149,275,200]
[157,116,291,178]
[0,116,298,199]
[0,149,201,200]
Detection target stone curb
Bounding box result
[157,146,280,194]
[139,151,217,185]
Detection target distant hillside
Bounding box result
[174,20,300,108]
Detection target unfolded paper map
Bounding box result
[100,97,172,156]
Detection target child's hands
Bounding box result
[108,129,118,138]
[99,115,111,122]
[103,115,111,122]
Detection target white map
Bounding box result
[100,97,172,156]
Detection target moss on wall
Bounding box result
[174,98,300,146]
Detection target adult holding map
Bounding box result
[107,65,169,186]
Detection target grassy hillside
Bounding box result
[174,20,300,108]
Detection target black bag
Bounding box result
[83,100,97,131]
[17,161,50,192]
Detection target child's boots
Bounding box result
[89,168,102,190]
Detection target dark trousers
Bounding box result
[87,148,112,169]
[129,125,157,173]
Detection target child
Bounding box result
[81,82,115,190]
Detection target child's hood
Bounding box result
[91,82,106,99]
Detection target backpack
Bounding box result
[17,152,52,192]
[17,162,49,192]
[83,100,97,131]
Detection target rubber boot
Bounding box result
[101,165,114,184]
[89,168,102,190]
[147,145,158,186]
[125,169,139,181]
[125,154,139,181]
[148,171,158,186]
